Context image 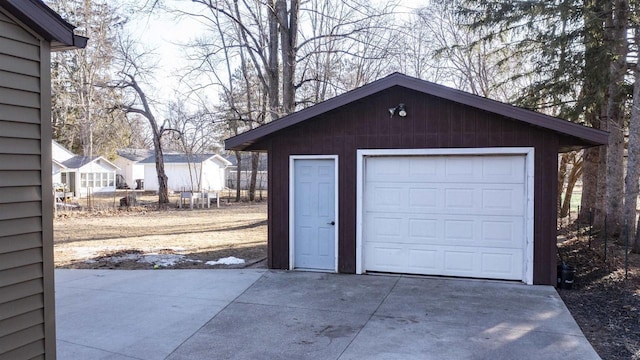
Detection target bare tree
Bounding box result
[412,3,529,100]
[164,0,398,200]
[112,38,176,206]
[48,0,129,157]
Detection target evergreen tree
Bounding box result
[454,0,623,231]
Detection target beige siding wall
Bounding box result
[0,8,53,359]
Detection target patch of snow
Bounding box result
[72,246,128,259]
[138,254,186,267]
[206,256,245,266]
[111,253,142,263]
[165,247,186,251]
[69,247,203,267]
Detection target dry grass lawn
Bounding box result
[54,202,267,269]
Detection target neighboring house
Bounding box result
[224,152,268,189]
[52,140,119,197]
[114,148,154,189]
[140,153,232,192]
[0,1,86,358]
[226,72,609,286]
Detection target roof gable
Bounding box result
[116,148,154,162]
[62,156,119,171]
[225,73,608,151]
[52,140,75,162]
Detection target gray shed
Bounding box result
[0,0,86,358]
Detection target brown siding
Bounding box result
[0,8,53,359]
[265,87,560,285]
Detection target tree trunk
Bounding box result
[123,74,170,207]
[235,151,242,202]
[578,57,604,224]
[268,0,280,120]
[276,0,299,114]
[627,28,640,253]
[579,148,599,220]
[595,145,608,228]
[560,160,583,218]
[603,0,628,237]
[152,135,169,206]
[580,0,607,223]
[558,153,569,215]
[249,152,259,201]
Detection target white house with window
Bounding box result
[140,153,231,192]
[52,140,119,197]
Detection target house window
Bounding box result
[80,172,115,188]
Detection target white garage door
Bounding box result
[363,155,526,281]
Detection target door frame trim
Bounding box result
[289,155,339,272]
[356,148,535,284]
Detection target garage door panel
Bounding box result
[481,252,521,276]
[408,188,438,208]
[367,155,524,184]
[364,154,527,281]
[366,243,522,280]
[408,157,440,176]
[408,218,438,239]
[482,187,523,213]
[367,245,405,267]
[444,219,474,240]
[371,186,404,207]
[443,250,475,271]
[366,183,524,216]
[481,219,523,246]
[481,156,525,183]
[366,212,523,248]
[443,188,475,209]
[408,249,439,270]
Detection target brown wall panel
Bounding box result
[266,87,561,284]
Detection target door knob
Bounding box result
[327,221,335,225]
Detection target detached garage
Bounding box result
[225,73,608,285]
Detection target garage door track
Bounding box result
[56,270,599,360]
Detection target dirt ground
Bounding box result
[557,226,640,360]
[54,202,268,269]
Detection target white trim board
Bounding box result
[289,155,339,272]
[356,147,535,285]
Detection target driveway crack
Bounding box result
[336,275,401,359]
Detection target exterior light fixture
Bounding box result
[388,103,407,118]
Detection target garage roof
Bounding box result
[225,73,609,152]
[0,0,88,51]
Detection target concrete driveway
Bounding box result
[55,270,599,360]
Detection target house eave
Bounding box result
[0,0,87,50]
